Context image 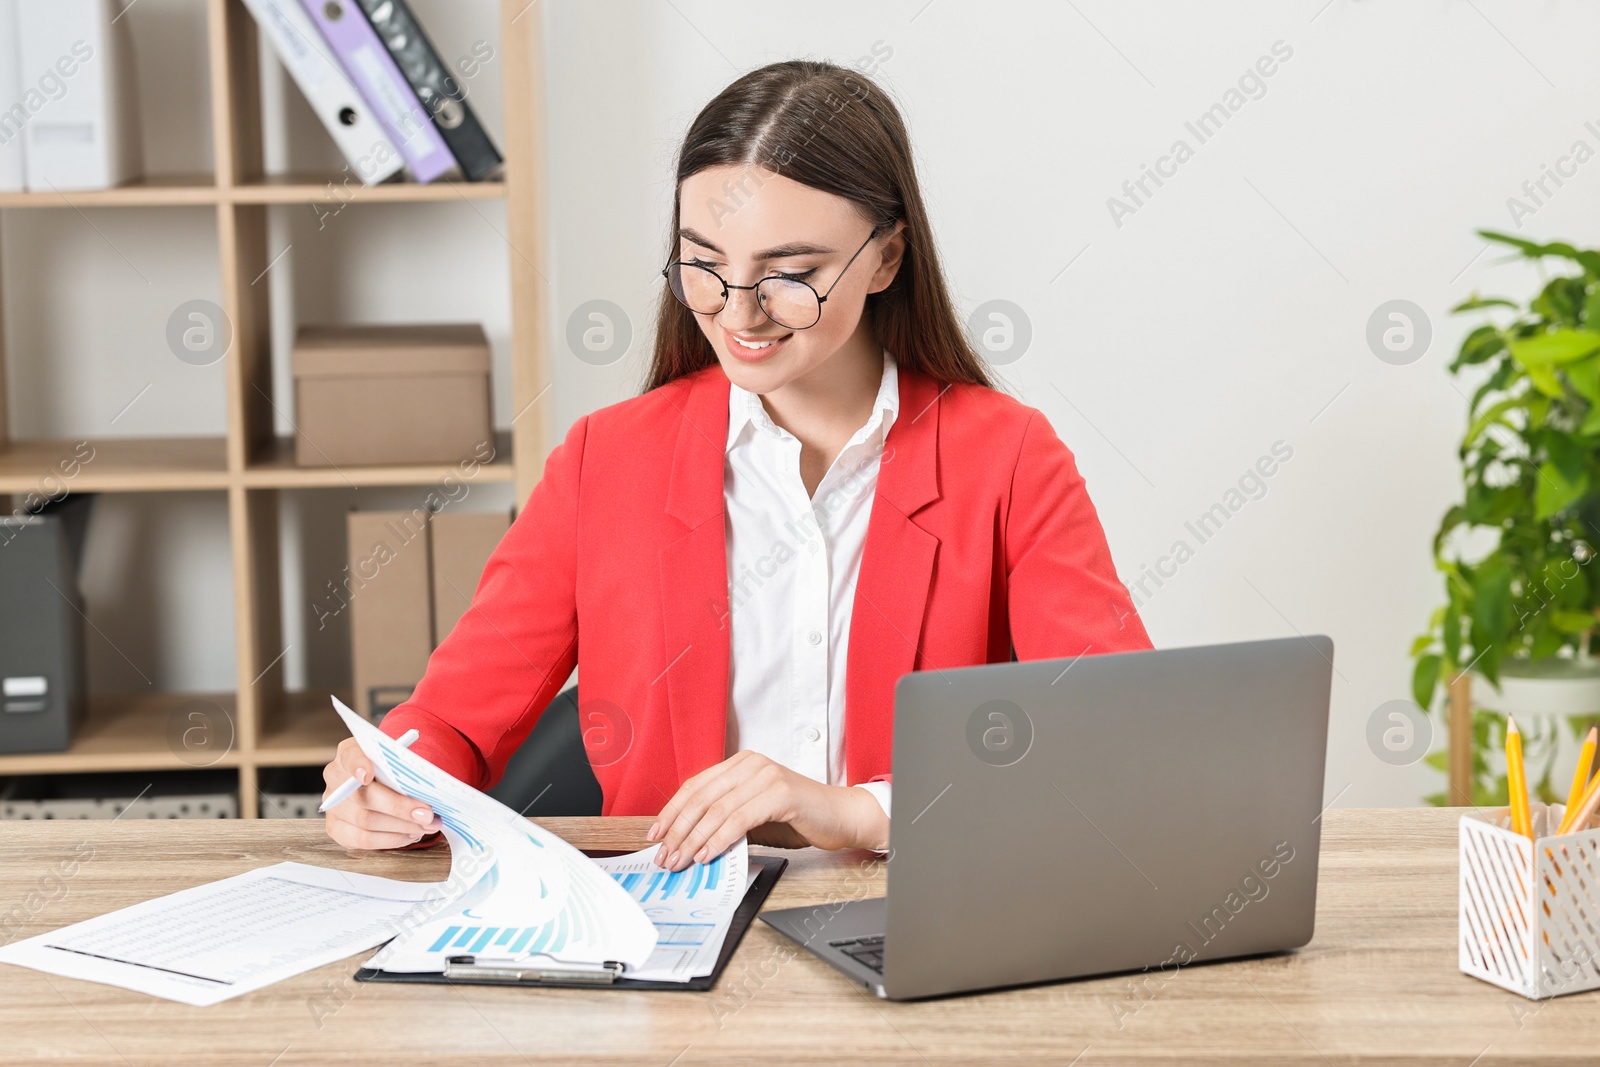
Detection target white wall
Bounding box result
[9,0,1598,805]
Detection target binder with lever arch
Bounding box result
[352,0,503,182]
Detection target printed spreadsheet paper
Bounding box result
[0,862,452,1007]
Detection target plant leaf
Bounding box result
[1565,353,1600,405]
[1509,329,1600,367]
[1470,555,1513,681]
[1412,653,1442,709]
[1551,609,1596,634]
[1478,230,1600,277]
[1453,323,1510,373]
[1462,395,1524,446]
[1452,295,1519,313]
[1534,460,1588,519]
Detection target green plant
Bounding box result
[1412,230,1600,805]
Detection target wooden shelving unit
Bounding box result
[0,0,550,816]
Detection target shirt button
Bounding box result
[807,630,822,645]
[804,726,821,743]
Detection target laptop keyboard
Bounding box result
[830,934,886,974]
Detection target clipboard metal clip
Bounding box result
[443,954,624,985]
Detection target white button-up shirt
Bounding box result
[723,348,898,821]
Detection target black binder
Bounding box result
[353,853,786,992]
[353,0,504,181]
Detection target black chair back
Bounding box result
[485,685,603,816]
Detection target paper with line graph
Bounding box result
[332,697,660,973]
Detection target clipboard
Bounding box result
[352,852,787,992]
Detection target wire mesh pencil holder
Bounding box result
[1460,803,1600,999]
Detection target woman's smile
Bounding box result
[722,326,794,363]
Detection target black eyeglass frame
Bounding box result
[659,223,886,331]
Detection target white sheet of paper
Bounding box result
[333,697,659,971]
[0,862,450,1007]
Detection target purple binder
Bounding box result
[297,0,454,183]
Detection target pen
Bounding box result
[319,728,419,812]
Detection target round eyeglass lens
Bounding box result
[667,263,726,314]
[756,277,821,329]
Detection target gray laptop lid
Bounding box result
[882,636,1333,999]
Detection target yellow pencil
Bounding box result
[1507,717,1534,840]
[1564,726,1598,817]
[1557,763,1600,835]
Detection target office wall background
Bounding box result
[6,0,1597,806]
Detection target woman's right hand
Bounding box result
[321,737,444,850]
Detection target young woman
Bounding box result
[321,59,1152,870]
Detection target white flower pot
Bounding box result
[1472,658,1600,718]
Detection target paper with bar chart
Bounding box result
[591,842,753,981]
[333,697,661,973]
[365,839,751,981]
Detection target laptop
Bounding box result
[761,635,1334,1000]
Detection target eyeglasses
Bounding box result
[661,225,884,331]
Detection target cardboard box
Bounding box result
[348,510,434,722]
[293,324,493,468]
[430,510,512,643]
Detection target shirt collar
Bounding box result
[726,348,900,453]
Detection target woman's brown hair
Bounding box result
[644,59,996,393]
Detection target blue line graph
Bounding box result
[381,752,486,850]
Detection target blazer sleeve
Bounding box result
[377,415,589,793]
[1005,409,1153,658]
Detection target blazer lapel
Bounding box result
[845,364,943,782]
[659,367,734,782]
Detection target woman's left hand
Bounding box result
[646,751,887,870]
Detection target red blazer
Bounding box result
[380,360,1153,815]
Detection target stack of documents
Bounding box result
[0,698,751,1004]
[366,843,752,983]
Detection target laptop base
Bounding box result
[761,897,889,998]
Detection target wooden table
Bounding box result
[0,809,1596,1066]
